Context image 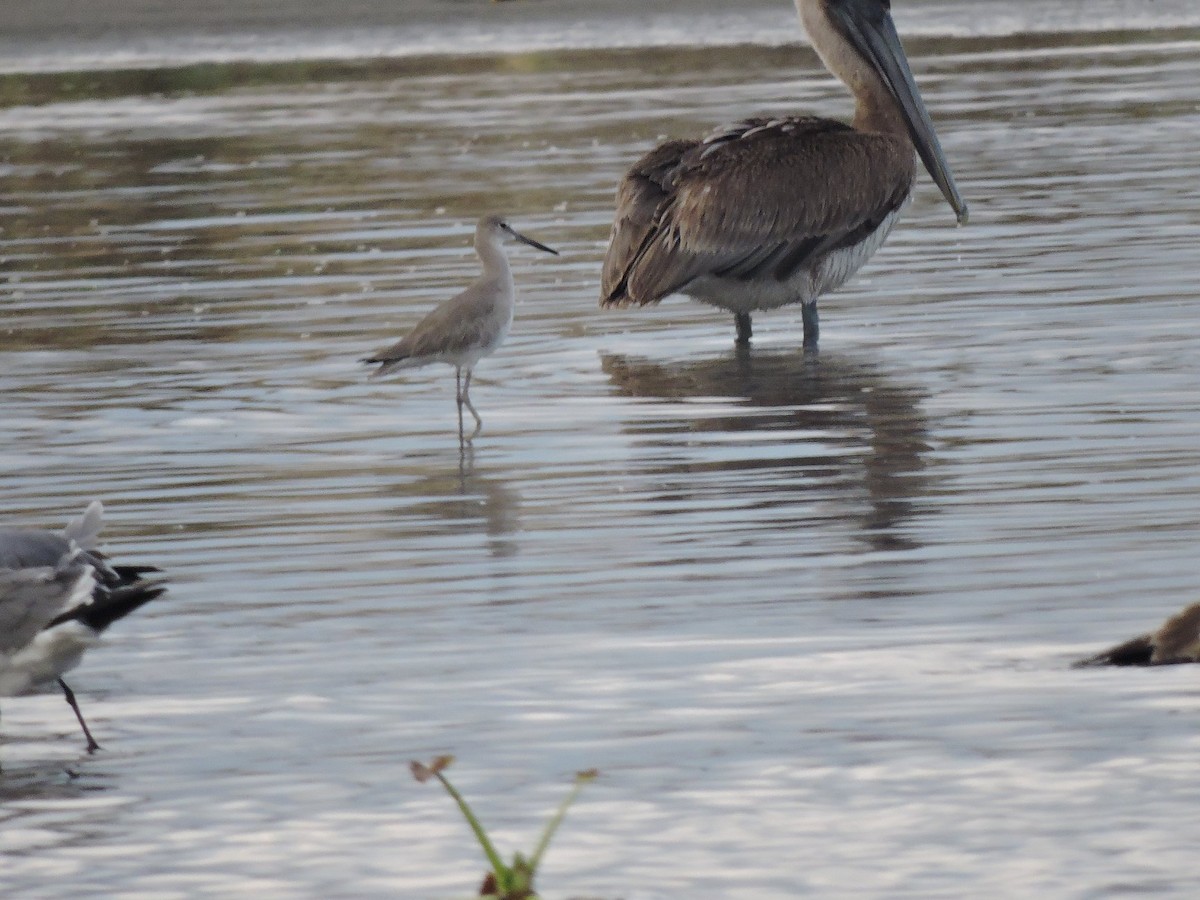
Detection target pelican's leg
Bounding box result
[734,312,752,345]
[58,678,101,754]
[461,370,482,440]
[801,302,819,349]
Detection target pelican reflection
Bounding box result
[600,349,933,551]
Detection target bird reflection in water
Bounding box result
[396,460,521,561]
[600,349,933,553]
[0,758,111,801]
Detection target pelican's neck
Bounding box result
[796,0,910,138]
[853,84,909,137]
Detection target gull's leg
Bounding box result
[59,679,101,754]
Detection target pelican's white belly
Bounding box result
[680,205,905,314]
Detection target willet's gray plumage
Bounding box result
[1,501,166,754]
[362,214,558,447]
[601,0,968,349]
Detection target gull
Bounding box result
[1075,603,1200,668]
[1,501,166,753]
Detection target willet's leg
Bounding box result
[455,368,466,448]
[458,436,475,474]
[734,312,752,345]
[58,678,101,754]
[461,370,482,440]
[801,301,819,350]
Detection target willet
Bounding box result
[1,501,166,753]
[362,214,558,446]
[600,0,968,348]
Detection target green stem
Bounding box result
[434,771,508,882]
[527,773,593,872]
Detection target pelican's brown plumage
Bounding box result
[600,0,968,348]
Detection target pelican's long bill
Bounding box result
[829,0,968,224]
[503,224,559,256]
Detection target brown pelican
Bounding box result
[600,0,968,348]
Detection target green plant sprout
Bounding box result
[410,755,597,899]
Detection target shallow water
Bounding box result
[3,8,1200,899]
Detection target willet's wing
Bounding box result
[367,279,502,374]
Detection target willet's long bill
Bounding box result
[362,214,558,446]
[600,0,968,349]
[0,501,166,754]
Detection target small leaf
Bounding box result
[410,755,455,783]
[479,872,497,896]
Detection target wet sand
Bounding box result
[8,0,771,43]
[4,0,1199,73]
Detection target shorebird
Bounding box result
[362,214,558,446]
[600,0,968,348]
[1,501,165,753]
[1074,603,1200,668]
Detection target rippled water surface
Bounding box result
[3,10,1200,899]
